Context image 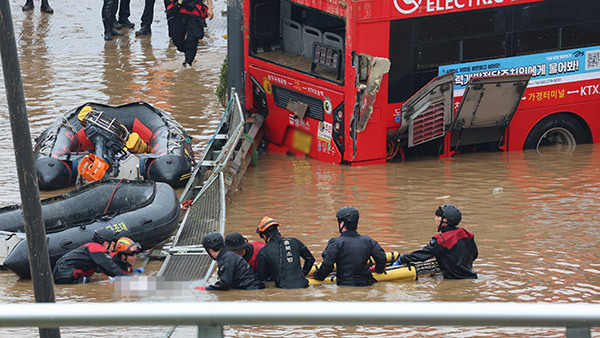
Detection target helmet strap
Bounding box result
[338,220,345,233]
[437,218,447,232]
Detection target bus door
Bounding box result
[448,74,531,153]
[395,73,530,156]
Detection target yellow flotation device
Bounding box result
[308,265,417,286]
[308,260,439,286]
[126,132,149,153]
[78,105,93,122]
[307,251,401,277]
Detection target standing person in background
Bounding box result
[165,0,214,67]
[255,216,315,289]
[135,0,170,36]
[225,232,265,272]
[22,0,53,13]
[393,204,478,279]
[135,0,157,36]
[313,206,387,286]
[114,0,135,29]
[102,0,123,40]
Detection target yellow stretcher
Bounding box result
[307,251,401,277]
[307,259,439,286]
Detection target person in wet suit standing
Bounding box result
[53,228,125,284]
[255,216,315,289]
[393,204,478,279]
[165,0,214,67]
[22,0,53,13]
[225,232,265,272]
[199,232,264,291]
[102,0,123,40]
[313,206,387,286]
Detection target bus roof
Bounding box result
[288,0,545,21]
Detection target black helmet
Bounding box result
[225,232,249,251]
[336,206,359,229]
[202,231,224,251]
[436,204,462,226]
[93,227,117,244]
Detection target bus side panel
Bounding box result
[248,65,345,163]
[344,20,391,163]
[506,78,600,150]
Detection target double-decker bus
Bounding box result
[244,0,600,164]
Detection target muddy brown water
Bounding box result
[0,1,599,336]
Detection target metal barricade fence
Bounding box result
[0,301,597,338]
[157,173,225,281]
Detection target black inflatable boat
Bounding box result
[0,179,180,279]
[33,102,195,190]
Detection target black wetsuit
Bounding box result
[207,249,264,290]
[256,233,315,289]
[313,230,386,286]
[400,226,478,279]
[53,242,125,284]
[166,0,208,64]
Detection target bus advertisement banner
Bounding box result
[390,0,542,19]
[439,46,600,107]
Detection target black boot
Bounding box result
[118,18,135,28]
[40,0,53,13]
[135,25,151,36]
[113,21,122,30]
[22,0,34,11]
[104,32,113,41]
[111,30,123,36]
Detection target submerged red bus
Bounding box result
[244,0,600,164]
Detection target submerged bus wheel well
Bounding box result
[523,113,592,151]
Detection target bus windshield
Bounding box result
[249,0,346,84]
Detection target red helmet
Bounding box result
[114,237,141,254]
[256,216,279,234]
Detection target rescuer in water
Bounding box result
[225,232,265,272]
[198,232,264,290]
[255,216,315,289]
[112,237,144,274]
[53,228,125,284]
[313,206,387,286]
[393,204,478,279]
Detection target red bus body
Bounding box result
[244,0,600,164]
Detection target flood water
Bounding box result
[1,1,599,337]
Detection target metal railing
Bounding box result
[157,172,225,281]
[0,302,597,337]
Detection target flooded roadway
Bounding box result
[1,1,600,337]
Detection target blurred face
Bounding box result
[125,252,137,266]
[120,252,137,266]
[435,215,442,228]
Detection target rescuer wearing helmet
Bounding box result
[53,227,125,284]
[199,232,264,290]
[393,204,478,279]
[313,206,387,286]
[225,232,265,272]
[255,216,315,289]
[112,237,144,274]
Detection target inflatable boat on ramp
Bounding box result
[0,179,180,279]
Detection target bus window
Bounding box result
[563,23,600,49]
[249,0,346,84]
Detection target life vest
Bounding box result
[247,241,265,271]
[166,1,208,19]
